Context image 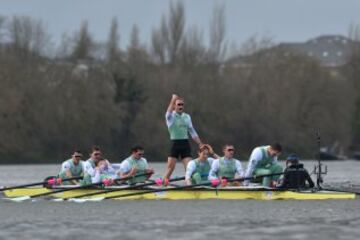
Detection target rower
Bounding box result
[120,145,154,184]
[244,143,283,187]
[277,154,314,189]
[163,94,202,185]
[208,144,244,186]
[91,158,117,185]
[185,144,219,185]
[58,150,84,185]
[82,146,103,185]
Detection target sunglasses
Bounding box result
[94,153,101,156]
[227,149,235,152]
[177,103,184,106]
[74,155,82,158]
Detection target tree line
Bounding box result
[0,2,358,163]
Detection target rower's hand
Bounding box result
[104,159,111,166]
[221,178,228,187]
[206,144,214,155]
[172,94,178,100]
[270,180,278,188]
[130,167,138,176]
[232,181,241,186]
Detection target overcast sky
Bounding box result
[1,0,360,48]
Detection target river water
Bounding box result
[0,161,360,240]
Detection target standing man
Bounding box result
[244,143,283,187]
[164,94,202,184]
[208,144,244,186]
[58,150,84,185]
[120,145,154,184]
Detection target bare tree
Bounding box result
[7,16,50,57]
[56,32,73,58]
[344,23,360,148]
[151,27,166,64]
[239,34,274,56]
[106,17,121,63]
[71,21,93,60]
[208,4,227,63]
[0,16,5,42]
[179,26,205,66]
[167,1,185,64]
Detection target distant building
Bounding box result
[227,35,356,68]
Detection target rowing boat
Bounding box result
[3,185,355,200]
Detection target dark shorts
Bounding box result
[169,139,192,159]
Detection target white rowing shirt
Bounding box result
[120,157,149,174]
[244,146,278,178]
[90,160,117,183]
[208,158,244,180]
[83,159,96,177]
[165,111,199,139]
[185,158,215,180]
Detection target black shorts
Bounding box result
[170,139,192,159]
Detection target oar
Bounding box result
[100,172,285,200]
[65,176,185,200]
[12,173,151,201]
[0,176,82,192]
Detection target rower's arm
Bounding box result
[61,162,78,184]
[64,169,72,178]
[84,162,96,177]
[167,94,178,113]
[143,159,154,178]
[120,161,135,178]
[235,160,245,177]
[64,169,79,184]
[272,155,279,164]
[91,169,101,183]
[188,116,202,145]
[105,160,116,174]
[185,161,196,184]
[244,148,262,178]
[208,160,220,180]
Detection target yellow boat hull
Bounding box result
[3,187,356,200]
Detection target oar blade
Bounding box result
[67,197,105,203]
[4,196,31,202]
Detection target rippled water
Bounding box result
[0,161,360,240]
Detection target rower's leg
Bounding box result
[191,172,202,184]
[254,168,272,187]
[164,157,177,180]
[269,163,283,182]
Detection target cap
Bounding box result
[286,154,299,161]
